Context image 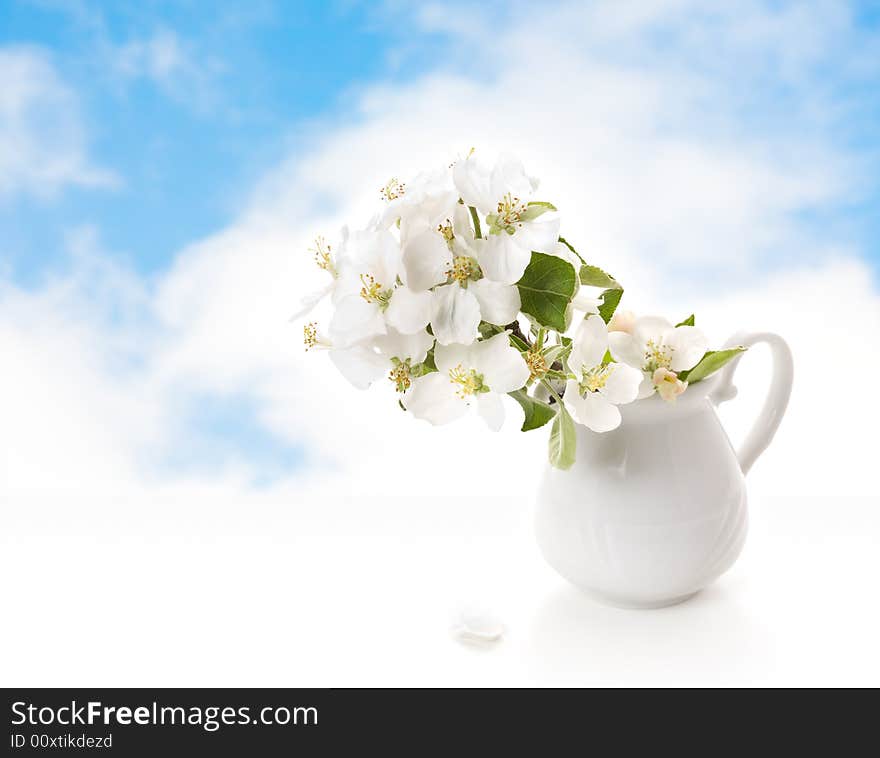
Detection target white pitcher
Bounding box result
[535,332,794,609]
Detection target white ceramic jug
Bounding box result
[536,332,793,609]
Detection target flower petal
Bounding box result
[632,315,673,346]
[637,375,656,399]
[452,154,494,214]
[666,325,709,372]
[403,372,467,426]
[290,282,333,320]
[329,345,388,390]
[469,279,521,325]
[570,314,608,371]
[348,228,402,288]
[547,240,581,269]
[566,386,621,433]
[477,392,505,432]
[451,202,474,240]
[608,330,644,369]
[515,213,561,254]
[402,228,451,291]
[472,332,530,393]
[430,284,481,345]
[374,328,434,364]
[489,153,533,205]
[599,363,643,404]
[328,295,386,347]
[571,287,600,315]
[385,286,432,334]
[476,233,532,285]
[433,341,470,375]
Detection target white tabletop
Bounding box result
[2,492,878,687]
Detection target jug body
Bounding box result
[536,329,793,609]
[536,378,747,608]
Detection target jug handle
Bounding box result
[709,331,794,475]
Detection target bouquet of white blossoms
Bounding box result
[295,152,746,469]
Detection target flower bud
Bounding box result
[608,309,636,334]
[652,367,687,402]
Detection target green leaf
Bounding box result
[680,347,747,383]
[676,314,695,327]
[518,202,557,224]
[579,264,620,289]
[516,251,578,332]
[598,287,623,323]
[557,236,586,265]
[509,389,556,432]
[411,350,436,377]
[548,404,577,470]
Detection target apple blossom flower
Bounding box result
[403,332,530,431]
[328,227,432,348]
[607,309,636,334]
[290,229,350,320]
[608,315,708,399]
[402,203,521,345]
[306,323,435,392]
[452,153,560,285]
[563,315,643,432]
[378,168,459,233]
[652,367,687,402]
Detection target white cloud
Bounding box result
[1,0,878,524]
[0,46,117,198]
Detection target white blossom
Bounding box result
[563,315,643,431]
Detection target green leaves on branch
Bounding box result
[516,252,578,332]
[573,260,624,325]
[548,404,577,470]
[598,288,623,323]
[579,264,620,289]
[676,314,695,327]
[679,347,747,383]
[509,389,556,432]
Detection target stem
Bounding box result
[469,206,482,239]
[505,320,531,348]
[535,327,546,351]
[540,378,564,404]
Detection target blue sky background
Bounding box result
[0,0,451,281]
[1,0,879,494]
[2,0,878,287]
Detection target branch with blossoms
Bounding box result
[293,152,746,469]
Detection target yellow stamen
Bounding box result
[380,177,406,201]
[644,339,673,372]
[359,273,388,305]
[388,361,412,393]
[309,236,336,277]
[449,364,484,398]
[446,256,478,286]
[581,364,614,393]
[437,219,454,244]
[525,349,548,381]
[495,192,526,231]
[303,322,319,351]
